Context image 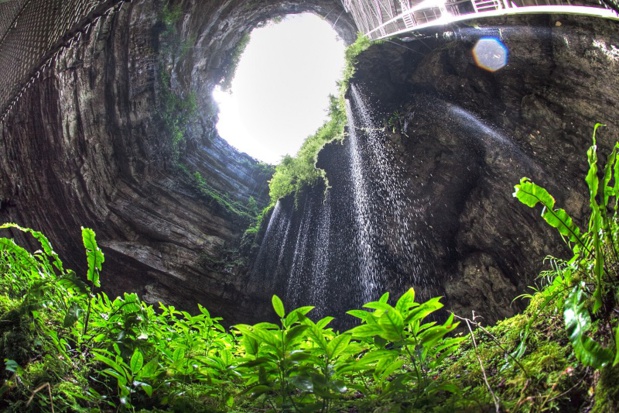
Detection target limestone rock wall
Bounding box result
[249,15,619,324]
[0,0,354,321]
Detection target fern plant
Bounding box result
[513,124,619,369]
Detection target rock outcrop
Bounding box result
[2,0,618,325]
[0,0,354,322]
[249,15,619,324]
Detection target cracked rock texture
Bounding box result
[249,15,619,324]
[0,0,354,322]
[1,0,618,325]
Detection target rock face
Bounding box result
[357,15,619,322]
[2,0,618,325]
[249,15,619,324]
[0,0,354,322]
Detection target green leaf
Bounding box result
[363,301,395,312]
[316,316,334,329]
[82,227,104,288]
[285,325,309,345]
[243,335,259,356]
[404,296,443,325]
[346,309,371,321]
[94,352,128,381]
[513,177,555,208]
[306,325,328,351]
[349,323,384,338]
[4,359,20,373]
[564,285,613,369]
[172,348,185,363]
[586,141,600,208]
[288,350,311,361]
[328,379,348,394]
[134,381,153,397]
[327,334,351,359]
[374,352,399,377]
[0,223,64,272]
[514,179,584,248]
[290,375,314,392]
[130,349,144,374]
[140,358,160,378]
[378,359,404,379]
[395,288,417,313]
[239,356,274,369]
[379,308,404,339]
[248,384,272,397]
[284,306,314,327]
[63,303,84,327]
[272,295,285,318]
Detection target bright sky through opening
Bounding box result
[213,13,346,164]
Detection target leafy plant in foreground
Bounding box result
[1,223,465,412]
[514,124,619,369]
[346,289,464,410]
[234,296,319,411]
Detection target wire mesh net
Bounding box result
[0,0,123,121]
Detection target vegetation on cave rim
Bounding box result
[1,131,619,411]
[157,0,270,227]
[241,34,373,246]
[267,33,373,206]
[157,0,198,163]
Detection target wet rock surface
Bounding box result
[2,0,618,326]
[251,15,619,324]
[0,0,354,322]
[350,15,619,322]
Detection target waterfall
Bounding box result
[348,85,434,291]
[249,84,438,323]
[345,97,381,302]
[285,196,313,306]
[307,192,331,317]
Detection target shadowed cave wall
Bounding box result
[248,15,619,324]
[0,0,355,322]
[1,0,618,324]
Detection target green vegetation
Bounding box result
[219,33,251,91]
[268,96,346,203]
[177,164,259,224]
[157,1,197,161]
[513,124,619,371]
[159,71,197,161]
[267,34,373,206]
[0,223,463,412]
[3,129,619,411]
[244,35,373,248]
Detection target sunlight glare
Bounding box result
[213,13,346,164]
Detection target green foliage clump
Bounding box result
[513,124,619,371]
[159,71,197,161]
[157,1,198,161]
[268,96,346,203]
[267,34,373,205]
[219,33,251,91]
[0,224,462,412]
[188,169,257,223]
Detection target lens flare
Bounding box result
[472,37,508,72]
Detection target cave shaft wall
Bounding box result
[249,15,619,323]
[0,0,353,321]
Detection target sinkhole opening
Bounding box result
[213,13,346,165]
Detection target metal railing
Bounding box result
[342,0,619,40]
